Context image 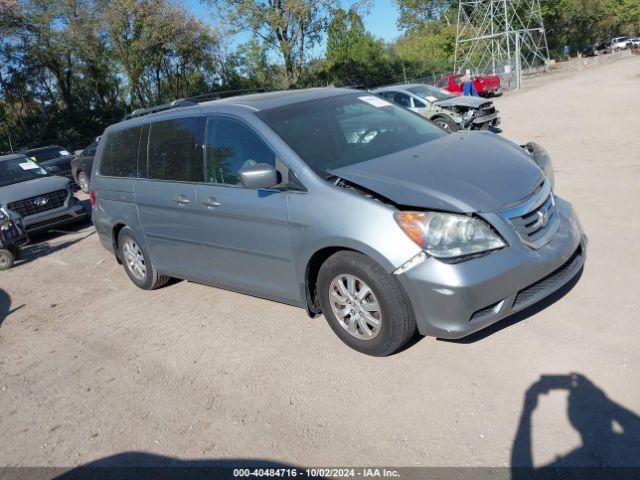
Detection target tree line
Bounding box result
[1,0,639,153]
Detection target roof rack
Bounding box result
[122,88,267,120]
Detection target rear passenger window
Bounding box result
[204,117,275,185]
[148,117,203,182]
[99,126,141,177]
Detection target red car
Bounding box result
[436,73,502,98]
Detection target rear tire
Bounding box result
[317,251,417,356]
[117,227,170,290]
[433,116,459,132]
[0,249,15,271]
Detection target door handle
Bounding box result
[200,197,222,209]
[172,195,191,205]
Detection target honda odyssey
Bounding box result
[91,88,586,356]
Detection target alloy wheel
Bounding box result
[329,274,382,340]
[122,238,146,280]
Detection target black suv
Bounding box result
[19,145,75,181]
[71,140,99,193]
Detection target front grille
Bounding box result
[479,103,496,116]
[508,192,557,248]
[513,246,583,308]
[56,162,72,174]
[7,189,68,218]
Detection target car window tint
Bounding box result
[204,117,275,185]
[259,93,444,177]
[138,124,149,179]
[148,117,203,182]
[100,126,141,177]
[85,142,98,156]
[392,92,411,107]
[413,98,426,108]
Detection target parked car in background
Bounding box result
[19,145,75,182]
[611,36,630,50]
[630,38,640,48]
[582,44,600,57]
[91,88,585,356]
[0,206,28,270]
[372,84,500,132]
[71,139,100,194]
[435,73,502,97]
[0,154,87,233]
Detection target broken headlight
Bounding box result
[394,212,505,259]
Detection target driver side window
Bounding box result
[204,117,276,185]
[391,92,411,108]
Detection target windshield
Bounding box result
[0,157,50,187]
[408,85,455,102]
[258,93,445,177]
[23,146,70,162]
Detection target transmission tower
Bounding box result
[454,0,550,88]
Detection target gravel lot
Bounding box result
[1,56,639,471]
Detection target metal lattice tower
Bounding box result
[454,0,550,88]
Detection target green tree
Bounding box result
[541,0,640,57]
[208,0,364,86]
[105,0,223,107]
[324,8,402,87]
[394,0,453,32]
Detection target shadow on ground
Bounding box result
[511,373,640,479]
[0,288,24,328]
[13,217,94,268]
[48,454,324,480]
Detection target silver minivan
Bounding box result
[91,88,586,356]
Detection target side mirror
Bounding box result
[45,165,60,174]
[238,163,279,190]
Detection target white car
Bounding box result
[630,38,640,48]
[611,36,630,50]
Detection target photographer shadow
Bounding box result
[511,373,640,478]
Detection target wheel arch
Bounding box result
[111,223,127,264]
[303,242,396,318]
[431,113,458,124]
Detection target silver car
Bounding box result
[91,88,586,356]
[372,84,500,132]
[0,154,87,233]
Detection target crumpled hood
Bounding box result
[435,96,488,109]
[330,132,544,213]
[0,176,70,205]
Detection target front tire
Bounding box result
[0,249,15,270]
[317,251,417,356]
[433,116,459,132]
[117,227,170,290]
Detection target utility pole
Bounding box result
[454,0,550,88]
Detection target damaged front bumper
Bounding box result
[395,197,586,339]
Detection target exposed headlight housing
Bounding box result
[394,212,506,259]
[524,142,555,188]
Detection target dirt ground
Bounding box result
[1,56,639,471]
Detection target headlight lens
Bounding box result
[394,212,505,259]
